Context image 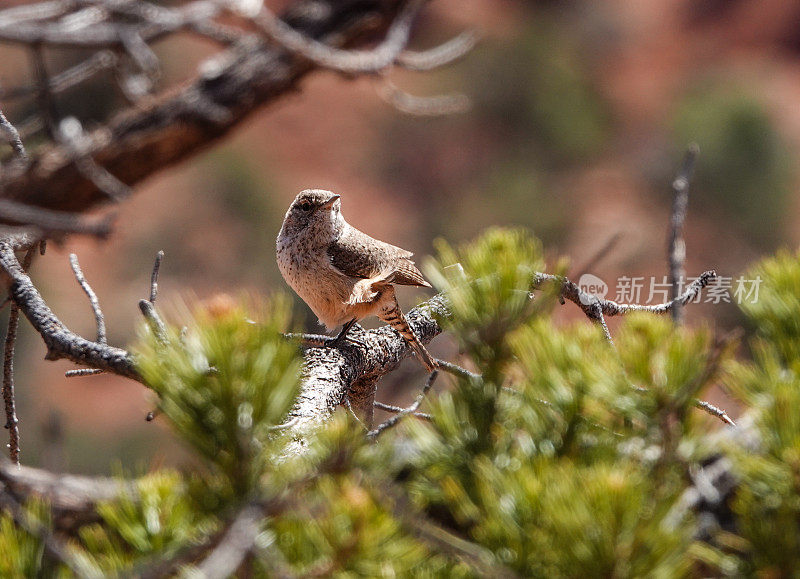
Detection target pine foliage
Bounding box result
[2,229,800,576]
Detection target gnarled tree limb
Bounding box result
[0,237,141,381]
[0,0,411,213]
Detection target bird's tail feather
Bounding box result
[379,299,437,373]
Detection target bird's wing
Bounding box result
[328,228,431,288]
[387,259,431,287]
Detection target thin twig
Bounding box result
[139,300,167,345]
[65,367,104,378]
[138,251,168,343]
[194,503,264,579]
[376,77,470,116]
[591,301,614,345]
[254,0,426,73]
[373,401,431,421]
[694,399,735,427]
[2,245,36,465]
[3,303,21,465]
[58,117,131,202]
[434,358,480,381]
[0,50,118,100]
[368,370,437,438]
[0,109,27,160]
[397,30,479,71]
[0,198,112,238]
[66,253,108,378]
[0,0,226,47]
[30,44,58,139]
[342,395,365,428]
[667,144,699,325]
[69,253,106,344]
[534,269,717,319]
[149,250,163,303]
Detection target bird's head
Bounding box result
[279,189,343,241]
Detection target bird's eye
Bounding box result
[299,202,313,212]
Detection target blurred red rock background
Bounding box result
[1,0,798,473]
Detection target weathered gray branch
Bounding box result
[0,238,141,381]
[0,0,412,213]
[0,456,136,532]
[667,144,699,324]
[284,267,718,450]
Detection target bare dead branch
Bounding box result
[195,503,264,579]
[135,493,297,579]
[667,144,699,324]
[0,455,137,533]
[0,50,118,100]
[373,401,431,421]
[119,27,160,87]
[0,109,27,161]
[0,0,413,213]
[30,45,58,139]
[2,245,37,465]
[0,239,141,382]
[2,302,21,465]
[434,358,480,381]
[695,399,735,427]
[254,0,424,73]
[533,269,717,320]
[64,367,103,378]
[149,249,163,303]
[0,1,225,48]
[376,77,470,116]
[0,198,112,238]
[138,251,168,344]
[69,253,106,346]
[368,370,437,438]
[591,301,614,345]
[0,1,74,28]
[283,295,444,454]
[139,299,167,345]
[397,30,479,71]
[58,117,132,203]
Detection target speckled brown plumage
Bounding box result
[276,189,436,372]
[328,226,430,287]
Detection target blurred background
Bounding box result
[1,0,798,473]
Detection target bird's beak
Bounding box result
[321,194,341,210]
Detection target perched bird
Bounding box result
[276,189,436,372]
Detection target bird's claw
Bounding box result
[322,334,365,349]
[344,335,366,348]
